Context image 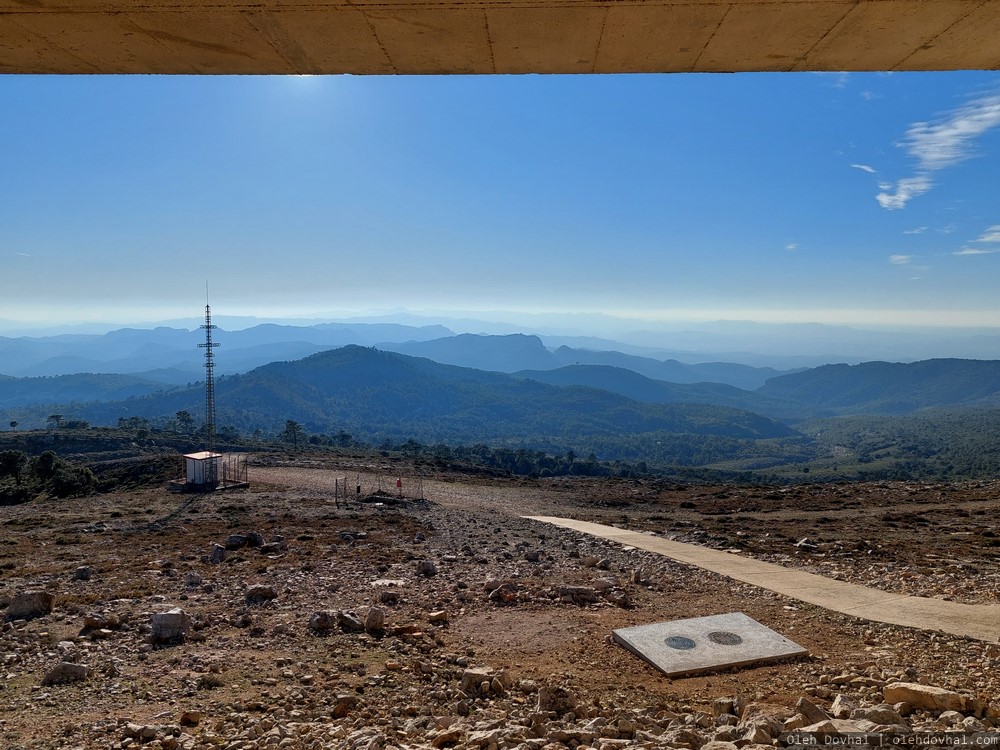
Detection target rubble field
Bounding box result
[1,457,998,750]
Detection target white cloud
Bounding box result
[902,227,927,235]
[876,93,1000,210]
[905,95,1000,171]
[953,247,999,256]
[850,163,876,174]
[889,254,912,265]
[861,90,879,101]
[876,175,932,210]
[973,224,1000,243]
[785,242,798,252]
[813,72,850,89]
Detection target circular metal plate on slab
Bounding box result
[708,631,743,646]
[664,636,697,650]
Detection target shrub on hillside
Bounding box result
[0,449,95,503]
[50,465,96,498]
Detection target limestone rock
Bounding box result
[738,708,783,744]
[338,610,365,632]
[661,726,704,748]
[488,581,518,604]
[309,611,336,633]
[831,694,858,719]
[796,697,831,724]
[713,698,738,717]
[558,585,598,604]
[962,716,986,732]
[333,694,360,718]
[799,719,866,735]
[42,661,90,685]
[183,572,203,588]
[537,685,577,715]
[938,710,964,727]
[5,591,54,621]
[883,682,967,713]
[151,608,190,645]
[365,607,385,633]
[460,668,494,696]
[245,584,278,605]
[852,705,905,726]
[783,715,808,731]
[416,560,438,577]
[430,727,464,748]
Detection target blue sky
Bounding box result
[3,72,1000,331]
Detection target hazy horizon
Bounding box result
[6,308,1000,367]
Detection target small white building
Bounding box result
[184,451,221,487]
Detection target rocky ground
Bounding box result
[1,455,999,750]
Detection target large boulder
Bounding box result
[5,591,54,621]
[884,682,967,713]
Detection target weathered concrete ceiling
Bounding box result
[2,1,999,75]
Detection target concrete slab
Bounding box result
[613,612,808,678]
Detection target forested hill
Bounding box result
[512,365,767,411]
[758,358,1000,415]
[69,345,796,444]
[0,372,170,408]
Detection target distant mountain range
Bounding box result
[6,344,1000,478]
[49,346,795,447]
[0,325,794,388]
[3,328,1000,422]
[0,322,452,379]
[383,333,789,389]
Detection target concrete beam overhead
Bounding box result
[1,0,999,74]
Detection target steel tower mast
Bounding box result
[198,295,220,463]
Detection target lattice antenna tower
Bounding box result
[198,286,220,454]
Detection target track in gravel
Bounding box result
[528,515,1000,644]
